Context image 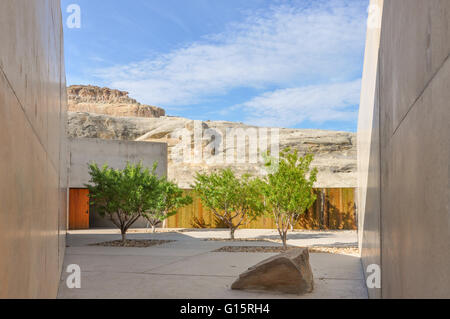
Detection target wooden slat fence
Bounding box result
[166,188,356,230]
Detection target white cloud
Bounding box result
[94,0,367,123]
[238,79,362,128]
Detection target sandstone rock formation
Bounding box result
[68,85,165,118]
[68,111,356,188]
[67,85,357,189]
[231,248,314,295]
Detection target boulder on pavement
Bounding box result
[231,248,314,295]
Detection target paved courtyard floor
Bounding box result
[58,229,367,299]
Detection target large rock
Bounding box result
[68,85,165,118]
[67,112,357,188]
[67,84,357,188]
[231,248,314,295]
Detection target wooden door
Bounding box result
[69,189,90,230]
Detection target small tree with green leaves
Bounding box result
[193,169,263,239]
[260,148,318,249]
[143,178,193,232]
[86,162,160,244]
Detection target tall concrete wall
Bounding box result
[358,0,450,298]
[357,0,383,299]
[69,138,168,228]
[69,138,168,188]
[0,1,68,298]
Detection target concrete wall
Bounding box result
[358,0,450,298]
[0,1,68,298]
[357,0,383,299]
[69,138,168,187]
[69,138,168,228]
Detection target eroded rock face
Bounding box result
[231,248,314,295]
[68,85,165,118]
[67,111,357,188]
[67,84,356,188]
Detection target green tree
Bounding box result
[260,148,318,249]
[86,162,160,244]
[143,178,193,232]
[193,169,263,239]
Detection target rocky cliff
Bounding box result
[68,85,165,118]
[68,111,357,188]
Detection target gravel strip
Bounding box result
[90,239,175,248]
[203,238,272,242]
[213,245,359,256]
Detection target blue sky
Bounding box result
[62,0,369,131]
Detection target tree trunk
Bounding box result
[152,225,156,233]
[281,231,288,250]
[121,229,127,244]
[230,228,236,240]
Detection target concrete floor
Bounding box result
[58,229,367,299]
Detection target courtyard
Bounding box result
[58,229,367,299]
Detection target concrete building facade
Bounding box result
[0,0,69,298]
[358,0,450,298]
[68,138,168,229]
[69,138,168,188]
